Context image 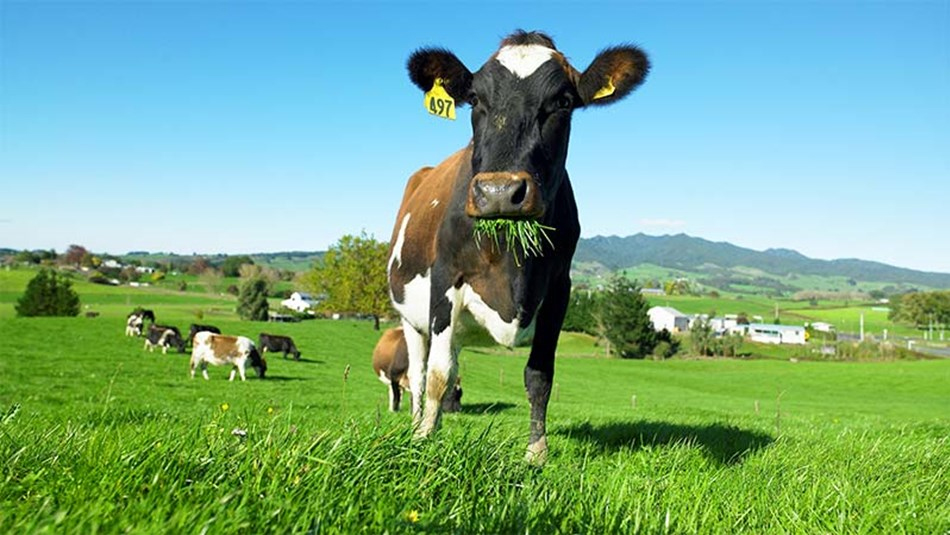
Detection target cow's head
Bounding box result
[250,348,267,378]
[408,30,649,221]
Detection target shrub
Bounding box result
[237,277,270,321]
[16,268,81,317]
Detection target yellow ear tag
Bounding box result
[424,78,456,120]
[592,77,616,101]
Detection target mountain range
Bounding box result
[573,233,950,289]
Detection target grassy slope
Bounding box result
[1,270,948,533]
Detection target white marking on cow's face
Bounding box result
[392,270,431,333]
[496,45,556,79]
[388,212,411,274]
[460,283,532,348]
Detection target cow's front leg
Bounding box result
[417,285,459,438]
[524,275,570,465]
[402,322,427,427]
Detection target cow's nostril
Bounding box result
[510,180,527,206]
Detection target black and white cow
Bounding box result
[125,309,156,337]
[151,324,186,353]
[187,323,221,344]
[190,331,267,381]
[125,313,144,337]
[372,327,462,413]
[258,333,301,361]
[389,30,648,462]
[144,324,186,354]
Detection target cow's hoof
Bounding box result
[525,437,548,466]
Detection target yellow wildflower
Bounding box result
[220,403,230,412]
[406,510,420,523]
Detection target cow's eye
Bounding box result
[469,95,480,107]
[556,94,574,110]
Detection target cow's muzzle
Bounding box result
[465,172,544,219]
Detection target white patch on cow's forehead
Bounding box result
[496,45,556,79]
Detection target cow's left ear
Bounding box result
[577,46,650,107]
[407,48,473,104]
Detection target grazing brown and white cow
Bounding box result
[389,30,648,462]
[143,324,186,354]
[372,327,463,413]
[190,331,267,381]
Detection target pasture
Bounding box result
[1,271,948,533]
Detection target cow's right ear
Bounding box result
[407,48,473,104]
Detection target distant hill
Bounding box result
[574,233,950,289]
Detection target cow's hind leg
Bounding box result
[390,380,402,412]
[402,322,427,429]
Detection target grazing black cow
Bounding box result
[258,333,301,361]
[389,30,648,462]
[188,324,221,344]
[144,324,186,354]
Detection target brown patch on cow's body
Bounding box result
[389,147,471,300]
[208,334,240,358]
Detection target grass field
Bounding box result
[1,269,948,533]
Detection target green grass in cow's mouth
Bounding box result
[473,218,555,260]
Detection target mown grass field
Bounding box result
[1,269,948,533]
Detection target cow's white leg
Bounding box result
[402,321,427,427]
[418,287,461,438]
[201,364,210,381]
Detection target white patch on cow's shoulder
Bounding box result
[393,270,431,333]
[460,283,526,347]
[430,199,439,208]
[388,213,411,274]
[496,45,556,79]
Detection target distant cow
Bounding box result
[258,333,301,361]
[190,332,267,381]
[144,324,186,354]
[373,327,461,412]
[125,309,156,337]
[389,30,648,462]
[188,324,221,343]
[125,313,144,337]
[151,324,186,353]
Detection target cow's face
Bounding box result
[251,349,267,378]
[408,31,649,220]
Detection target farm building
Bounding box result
[281,291,316,312]
[648,306,690,333]
[811,321,835,333]
[748,323,807,345]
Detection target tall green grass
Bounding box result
[0,270,948,532]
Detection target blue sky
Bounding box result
[2,1,948,273]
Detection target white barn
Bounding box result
[648,306,690,333]
[281,292,316,312]
[748,323,807,345]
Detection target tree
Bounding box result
[599,274,657,358]
[562,290,600,335]
[220,255,254,277]
[16,268,81,317]
[237,276,270,321]
[299,232,390,330]
[63,244,88,266]
[689,317,715,356]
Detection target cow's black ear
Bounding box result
[407,48,473,104]
[577,45,649,107]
